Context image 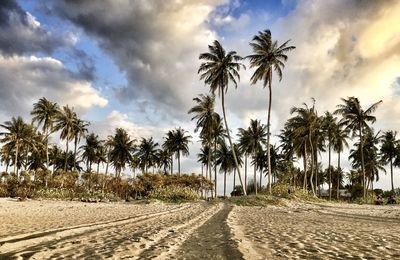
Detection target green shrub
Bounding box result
[149,185,199,202]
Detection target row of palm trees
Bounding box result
[0,98,194,181]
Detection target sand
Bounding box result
[1,198,399,259]
[228,201,400,259]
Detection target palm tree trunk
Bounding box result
[178,151,181,176]
[254,152,257,195]
[266,77,272,194]
[390,157,394,192]
[14,141,19,177]
[244,155,247,193]
[303,142,307,190]
[337,151,340,200]
[224,171,226,197]
[221,90,246,195]
[233,168,236,189]
[259,167,262,189]
[309,135,315,196]
[359,123,366,200]
[45,127,50,171]
[64,135,69,172]
[328,142,331,200]
[97,162,100,175]
[73,136,78,171]
[105,149,110,176]
[315,146,318,196]
[214,136,217,199]
[171,155,173,175]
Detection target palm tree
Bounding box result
[350,129,384,191]
[163,128,191,176]
[210,114,226,198]
[31,97,59,170]
[137,137,159,174]
[238,128,252,193]
[54,105,77,172]
[188,94,216,186]
[380,131,400,192]
[198,40,247,195]
[238,119,267,195]
[72,118,89,171]
[80,133,101,172]
[322,112,337,200]
[109,128,134,177]
[0,117,35,176]
[215,140,242,197]
[335,97,382,199]
[247,29,295,194]
[332,122,349,199]
[288,101,320,195]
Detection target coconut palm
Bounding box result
[80,133,101,172]
[0,117,36,176]
[198,40,246,195]
[322,111,337,199]
[238,128,252,192]
[380,131,400,192]
[137,137,159,174]
[54,105,77,172]
[163,127,191,176]
[335,97,382,199]
[210,114,226,198]
[31,97,59,170]
[72,118,89,171]
[350,129,384,191]
[332,122,349,199]
[287,101,320,195]
[188,94,216,184]
[157,148,172,175]
[109,128,134,177]
[238,119,267,195]
[247,29,295,194]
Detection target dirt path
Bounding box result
[173,203,244,260]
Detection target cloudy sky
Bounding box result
[1,0,399,194]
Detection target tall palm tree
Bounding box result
[109,128,134,177]
[31,97,59,170]
[163,128,191,176]
[332,122,349,199]
[198,40,247,195]
[80,133,101,172]
[238,119,267,195]
[72,118,89,171]
[335,97,382,199]
[188,94,216,185]
[54,105,77,172]
[288,101,319,195]
[380,131,400,192]
[322,111,337,200]
[247,29,295,194]
[215,140,242,197]
[0,117,35,176]
[137,137,159,174]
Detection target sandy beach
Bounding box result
[1,198,399,259]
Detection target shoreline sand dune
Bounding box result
[1,198,399,259]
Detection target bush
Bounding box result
[149,185,199,202]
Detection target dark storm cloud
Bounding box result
[0,0,75,55]
[50,0,222,119]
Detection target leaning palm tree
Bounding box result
[247,29,295,194]
[54,105,77,172]
[334,97,382,199]
[109,128,134,177]
[31,97,59,170]
[380,130,400,192]
[198,40,247,195]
